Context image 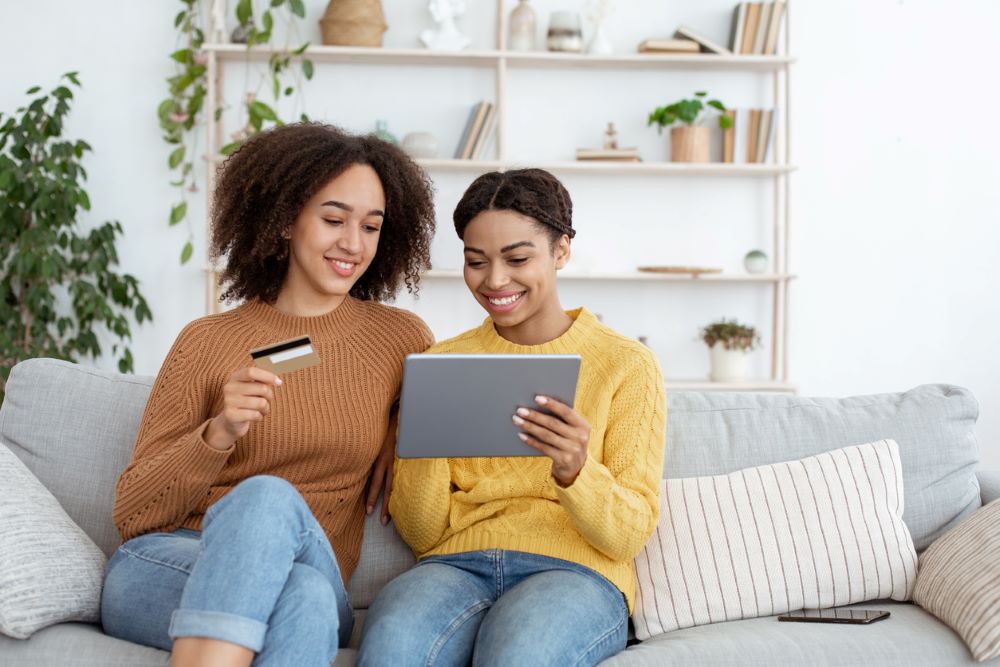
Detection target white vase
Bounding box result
[508,0,536,51]
[708,342,748,382]
[587,23,613,55]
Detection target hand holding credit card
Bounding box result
[251,335,321,374]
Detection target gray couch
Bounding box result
[1,357,998,666]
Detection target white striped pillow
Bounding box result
[633,439,918,639]
[913,499,1000,662]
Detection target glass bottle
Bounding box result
[374,119,398,145]
[508,0,536,52]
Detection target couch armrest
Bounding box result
[979,470,1000,506]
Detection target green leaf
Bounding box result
[293,41,310,55]
[170,48,193,64]
[250,100,278,122]
[695,91,707,97]
[174,10,187,28]
[79,191,91,211]
[236,0,252,25]
[302,59,314,80]
[262,10,273,33]
[220,141,241,156]
[168,145,185,169]
[169,201,187,226]
[271,0,285,5]
[719,115,734,129]
[26,86,41,94]
[64,72,81,86]
[180,241,194,264]
[284,86,294,96]
[289,0,306,18]
[706,99,726,112]
[272,74,280,100]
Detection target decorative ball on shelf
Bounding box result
[401,132,439,159]
[743,249,769,274]
[320,0,387,47]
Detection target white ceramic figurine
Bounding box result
[420,0,471,51]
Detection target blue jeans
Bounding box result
[357,550,628,667]
[101,476,353,666]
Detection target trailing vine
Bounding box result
[160,0,314,264]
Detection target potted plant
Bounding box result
[647,91,733,163]
[0,73,151,396]
[700,319,760,382]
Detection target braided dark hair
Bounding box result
[453,168,575,247]
[211,122,435,304]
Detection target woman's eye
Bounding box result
[364,225,381,233]
[508,257,528,265]
[323,219,343,226]
[466,261,486,269]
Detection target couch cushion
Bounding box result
[633,440,917,639]
[602,602,997,666]
[913,499,1000,662]
[0,622,360,666]
[665,385,980,550]
[0,443,107,639]
[0,359,154,557]
[349,504,415,609]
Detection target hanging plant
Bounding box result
[160,0,315,264]
[0,74,152,393]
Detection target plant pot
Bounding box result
[708,342,748,382]
[319,0,387,47]
[670,126,710,163]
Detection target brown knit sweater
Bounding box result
[112,297,433,584]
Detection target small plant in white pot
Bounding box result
[700,319,761,382]
[647,91,732,163]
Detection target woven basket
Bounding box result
[319,0,387,47]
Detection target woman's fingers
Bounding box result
[534,395,587,428]
[513,412,573,449]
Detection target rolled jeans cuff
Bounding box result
[168,608,268,652]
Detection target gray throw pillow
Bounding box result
[0,441,107,639]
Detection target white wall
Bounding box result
[2,1,997,467]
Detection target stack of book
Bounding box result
[721,109,776,164]
[575,147,641,162]
[730,1,786,55]
[454,101,496,160]
[637,38,700,54]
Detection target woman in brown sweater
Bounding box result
[100,123,435,667]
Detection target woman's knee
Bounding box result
[211,475,308,524]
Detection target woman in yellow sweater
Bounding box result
[100,123,435,667]
[358,169,666,666]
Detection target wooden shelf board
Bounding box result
[204,43,794,71]
[418,159,795,176]
[665,379,797,392]
[422,270,795,283]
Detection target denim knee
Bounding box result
[212,475,306,520]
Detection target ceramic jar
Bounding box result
[508,0,537,51]
[547,11,583,53]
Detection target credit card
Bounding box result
[250,335,320,374]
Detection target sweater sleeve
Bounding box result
[550,348,666,561]
[390,457,452,555]
[112,324,233,540]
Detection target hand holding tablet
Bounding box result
[513,394,592,487]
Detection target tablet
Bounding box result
[396,353,581,458]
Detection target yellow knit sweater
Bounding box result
[112,297,433,584]
[390,308,666,610]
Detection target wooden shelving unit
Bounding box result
[201,0,794,392]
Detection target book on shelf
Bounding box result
[673,26,731,55]
[471,104,496,160]
[637,38,700,54]
[729,1,786,55]
[575,147,641,162]
[721,108,775,164]
[453,101,491,160]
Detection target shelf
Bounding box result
[422,270,795,283]
[504,51,795,72]
[418,159,795,176]
[665,379,797,392]
[204,43,794,72]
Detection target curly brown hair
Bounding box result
[210,122,436,304]
[452,168,575,247]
